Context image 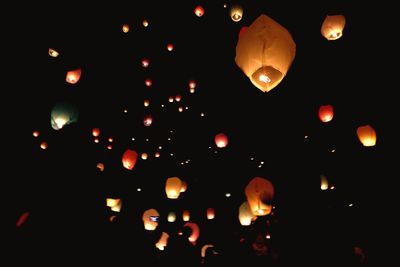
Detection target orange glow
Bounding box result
[66,68,82,84]
[230,5,243,22]
[318,105,334,122]
[184,222,200,245]
[142,20,149,27]
[182,210,190,221]
[320,175,329,190]
[155,152,160,158]
[32,130,39,137]
[94,138,99,143]
[167,43,174,51]
[144,99,150,107]
[141,153,148,160]
[141,58,150,68]
[175,95,182,102]
[40,141,48,150]
[122,149,138,170]
[48,48,59,58]
[142,209,159,231]
[180,181,187,193]
[321,15,346,41]
[92,128,100,137]
[357,124,377,147]
[122,24,130,33]
[143,114,153,126]
[245,177,274,216]
[194,5,205,17]
[96,162,105,171]
[214,133,228,148]
[166,177,183,199]
[168,96,174,103]
[108,137,113,142]
[155,232,170,251]
[189,80,196,89]
[145,79,152,87]
[206,208,215,220]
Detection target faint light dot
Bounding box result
[137,188,142,192]
[94,138,99,143]
[142,20,149,27]
[107,145,112,150]
[123,109,128,113]
[250,157,254,161]
[331,149,335,153]
[214,150,218,154]
[208,146,212,149]
[170,130,174,133]
[258,165,262,168]
[180,162,184,165]
[349,203,353,207]
[304,135,308,139]
[170,153,174,156]
[185,160,189,163]
[266,234,271,239]
[223,4,227,8]
[33,130,39,137]
[108,137,113,143]
[167,137,171,141]
[225,193,231,197]
[161,104,165,107]
[146,138,149,142]
[185,106,189,110]
[260,161,264,164]
[131,137,135,141]
[330,185,335,190]
[158,146,162,149]
[200,112,205,117]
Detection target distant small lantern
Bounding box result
[106,198,122,212]
[320,175,329,190]
[142,209,160,231]
[175,95,182,102]
[321,15,346,41]
[48,48,59,58]
[145,79,152,87]
[167,211,176,222]
[96,162,105,172]
[215,133,228,148]
[92,128,100,137]
[230,5,243,22]
[357,124,377,147]
[189,80,196,89]
[165,177,183,199]
[245,177,274,216]
[122,149,138,170]
[155,232,170,251]
[168,96,174,103]
[142,20,149,27]
[206,208,215,220]
[32,130,39,137]
[122,24,130,33]
[144,99,150,107]
[235,14,296,93]
[66,68,82,84]
[40,141,48,150]
[143,115,153,126]
[141,58,150,68]
[141,153,148,160]
[182,210,190,221]
[194,5,205,17]
[167,43,174,51]
[318,105,334,122]
[180,181,187,192]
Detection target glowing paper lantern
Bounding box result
[142,20,149,27]
[184,222,200,245]
[194,5,205,17]
[32,130,39,137]
[143,115,153,126]
[142,209,160,230]
[206,208,215,220]
[189,80,196,89]
[321,15,346,41]
[141,59,149,68]
[165,177,183,199]
[318,105,334,122]
[141,153,148,160]
[320,175,329,190]
[48,48,59,58]
[145,79,152,87]
[122,149,138,170]
[235,14,296,93]
[144,99,150,107]
[122,24,130,33]
[357,125,377,147]
[180,181,187,193]
[230,5,243,22]
[175,95,182,102]
[50,102,79,130]
[92,128,100,137]
[155,232,170,251]
[214,133,228,148]
[182,210,190,221]
[96,162,104,172]
[106,198,122,212]
[66,68,82,84]
[167,43,174,51]
[167,212,176,222]
[245,177,274,216]
[155,152,160,158]
[238,201,254,226]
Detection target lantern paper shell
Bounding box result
[235,14,296,93]
[321,15,346,41]
[215,133,228,148]
[142,209,160,231]
[180,181,187,193]
[122,149,138,170]
[206,208,215,220]
[245,177,274,216]
[106,198,122,212]
[230,5,243,22]
[238,201,254,226]
[194,5,205,17]
[184,222,200,245]
[66,68,82,84]
[356,125,377,147]
[182,210,190,221]
[318,105,334,122]
[50,102,79,130]
[155,232,170,251]
[165,177,183,199]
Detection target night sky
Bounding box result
[10,0,388,265]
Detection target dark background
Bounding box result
[9,0,389,265]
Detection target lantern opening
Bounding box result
[251,66,283,92]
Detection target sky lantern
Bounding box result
[245,177,274,216]
[184,222,200,245]
[318,104,334,122]
[357,125,377,147]
[167,43,174,51]
[144,99,150,107]
[141,58,150,68]
[122,24,130,33]
[142,19,149,27]
[96,162,105,172]
[194,5,205,17]
[175,95,182,102]
[214,133,228,148]
[201,244,215,258]
[320,175,329,190]
[48,48,59,58]
[142,209,160,231]
[32,130,39,137]
[40,141,48,150]
[155,152,160,158]
[165,177,183,199]
[155,232,170,251]
[145,79,152,87]
[92,128,100,137]
[168,96,174,103]
[321,15,346,41]
[106,198,122,212]
[167,212,176,222]
[235,14,296,93]
[206,208,215,220]
[141,152,148,160]
[238,201,254,226]
[50,102,79,130]
[122,149,138,170]
[143,114,153,126]
[66,68,82,84]
[189,80,196,89]
[182,210,190,221]
[230,5,243,22]
[180,181,187,192]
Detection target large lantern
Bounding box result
[238,201,254,226]
[50,102,79,130]
[245,177,274,216]
[184,222,200,245]
[66,68,82,84]
[165,177,183,199]
[235,14,296,93]
[321,15,346,41]
[122,149,138,170]
[356,125,377,147]
[230,5,243,22]
[214,133,228,148]
[318,105,334,122]
[142,209,160,231]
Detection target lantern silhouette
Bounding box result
[235,14,296,93]
[144,99,150,107]
[206,208,215,220]
[320,175,329,190]
[165,177,183,199]
[155,232,170,251]
[142,209,160,230]
[357,125,377,147]
[66,68,82,84]
[321,15,346,41]
[215,133,228,148]
[184,222,200,245]
[50,102,79,130]
[245,177,274,216]
[167,211,176,222]
[142,20,149,27]
[238,201,254,226]
[182,210,190,221]
[122,149,138,170]
[230,5,243,22]
[194,5,205,17]
[318,105,334,122]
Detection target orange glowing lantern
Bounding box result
[167,212,176,222]
[165,177,183,199]
[175,95,182,102]
[230,5,243,22]
[92,128,100,137]
[155,152,160,158]
[194,5,205,17]
[180,181,187,193]
[245,177,274,216]
[155,232,170,251]
[320,175,329,190]
[318,105,334,123]
[40,141,48,150]
[235,14,296,93]
[184,222,200,245]
[141,152,148,160]
[122,149,138,170]
[145,79,152,87]
[143,114,153,126]
[182,210,190,221]
[122,24,130,33]
[356,124,377,147]
[142,20,149,27]
[167,43,174,51]
[178,107,184,112]
[144,99,150,107]
[96,162,105,172]
[48,48,59,58]
[238,201,254,226]
[141,58,150,68]
[66,68,82,84]
[106,198,122,212]
[32,130,39,137]
[189,80,196,89]
[142,209,160,231]
[215,133,228,148]
[206,208,215,220]
[321,15,346,41]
